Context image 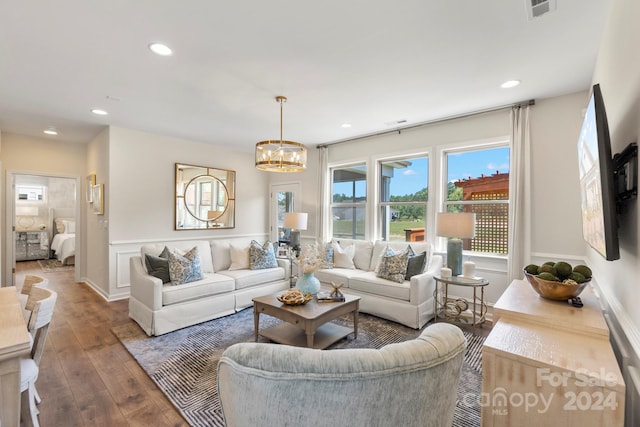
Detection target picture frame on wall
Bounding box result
[92,183,104,214]
[277,246,290,258]
[86,173,96,203]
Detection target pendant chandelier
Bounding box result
[255,96,307,172]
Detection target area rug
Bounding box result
[113,309,484,427]
[37,259,74,272]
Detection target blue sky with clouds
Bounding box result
[390,147,510,196]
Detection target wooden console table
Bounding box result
[481,279,625,427]
[0,287,32,427]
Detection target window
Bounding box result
[16,185,46,202]
[331,164,366,239]
[379,156,428,242]
[444,146,510,254]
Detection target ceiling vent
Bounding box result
[526,0,556,20]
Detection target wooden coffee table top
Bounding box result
[252,292,360,349]
[252,292,359,318]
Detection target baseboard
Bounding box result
[592,280,640,427]
[80,278,129,302]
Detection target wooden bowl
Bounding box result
[276,290,313,305]
[523,270,589,301]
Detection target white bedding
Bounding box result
[51,233,75,264]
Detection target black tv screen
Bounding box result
[577,84,620,261]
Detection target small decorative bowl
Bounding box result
[523,270,590,301]
[277,289,313,305]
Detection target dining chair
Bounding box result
[18,275,49,323]
[19,287,57,427]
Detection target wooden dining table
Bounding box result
[0,286,32,427]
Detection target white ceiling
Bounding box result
[0,0,611,151]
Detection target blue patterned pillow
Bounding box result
[249,240,278,270]
[322,244,334,269]
[168,246,204,285]
[376,246,409,283]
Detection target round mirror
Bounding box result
[183,174,229,223]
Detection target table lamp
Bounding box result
[283,212,308,255]
[436,212,476,276]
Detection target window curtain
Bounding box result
[507,105,532,282]
[317,146,330,242]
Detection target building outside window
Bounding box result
[379,156,428,242]
[444,145,510,254]
[331,164,367,239]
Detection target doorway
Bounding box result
[5,172,80,286]
[270,182,302,243]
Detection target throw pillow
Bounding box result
[376,247,409,283]
[405,245,427,280]
[144,246,171,283]
[229,244,250,270]
[249,240,278,270]
[168,246,204,285]
[332,242,356,269]
[322,243,334,269]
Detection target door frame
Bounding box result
[269,182,302,243]
[4,170,82,286]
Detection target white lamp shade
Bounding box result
[436,212,476,239]
[283,212,308,230]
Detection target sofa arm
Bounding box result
[276,258,291,279]
[129,256,164,311]
[409,254,443,305]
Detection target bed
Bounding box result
[50,208,76,266]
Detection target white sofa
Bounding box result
[218,322,466,427]
[314,239,442,329]
[129,239,290,336]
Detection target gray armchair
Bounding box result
[217,323,466,427]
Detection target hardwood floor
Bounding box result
[15,261,187,427]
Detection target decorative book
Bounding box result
[316,291,345,303]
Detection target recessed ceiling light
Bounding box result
[43,128,58,135]
[91,109,108,116]
[501,80,521,89]
[148,42,173,56]
[341,123,352,128]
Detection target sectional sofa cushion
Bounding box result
[144,246,171,283]
[229,244,250,270]
[370,241,431,274]
[218,267,285,290]
[332,241,356,269]
[250,240,278,269]
[405,247,427,280]
[376,247,409,283]
[349,272,412,301]
[162,273,235,306]
[168,246,204,285]
[141,240,215,274]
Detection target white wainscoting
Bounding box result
[599,290,640,427]
[108,234,270,300]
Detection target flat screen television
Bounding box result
[577,84,620,261]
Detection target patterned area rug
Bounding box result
[113,308,484,427]
[37,259,74,272]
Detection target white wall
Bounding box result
[0,132,86,285]
[590,0,640,331]
[589,1,640,420]
[529,92,589,260]
[104,126,270,299]
[84,128,110,298]
[302,98,589,305]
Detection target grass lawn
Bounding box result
[333,219,424,241]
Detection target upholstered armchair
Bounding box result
[217,323,466,427]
